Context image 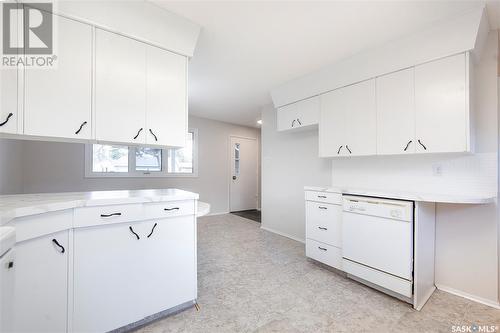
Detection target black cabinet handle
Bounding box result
[129,226,140,240]
[318,246,327,251]
[317,195,327,198]
[147,223,158,238]
[75,121,88,135]
[164,207,180,211]
[133,128,143,140]
[291,119,296,128]
[404,140,413,151]
[318,227,328,230]
[296,118,302,125]
[418,139,427,150]
[346,145,352,154]
[7,261,14,269]
[337,145,343,154]
[100,212,121,218]
[52,239,65,253]
[318,206,328,210]
[149,129,158,142]
[0,113,13,127]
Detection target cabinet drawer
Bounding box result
[74,204,144,228]
[305,191,341,204]
[306,201,342,247]
[144,200,195,219]
[306,239,342,271]
[9,210,72,243]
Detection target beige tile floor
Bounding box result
[135,214,500,333]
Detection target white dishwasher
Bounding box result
[342,195,414,299]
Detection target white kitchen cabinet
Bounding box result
[73,214,197,332]
[95,29,147,144]
[0,249,15,333]
[24,14,92,140]
[142,216,196,315]
[73,221,145,333]
[415,53,470,153]
[319,80,376,157]
[277,96,319,131]
[319,89,346,157]
[0,2,19,135]
[12,230,69,333]
[305,190,342,270]
[376,68,415,155]
[146,45,187,147]
[0,67,18,135]
[306,201,342,248]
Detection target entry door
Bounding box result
[229,136,258,212]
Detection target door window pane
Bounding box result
[234,143,240,176]
[136,148,162,172]
[92,144,128,172]
[168,132,194,173]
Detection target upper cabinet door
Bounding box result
[376,68,415,155]
[277,96,319,131]
[0,2,19,135]
[319,89,347,157]
[343,79,377,156]
[296,96,319,128]
[415,53,469,154]
[146,46,187,147]
[24,14,92,139]
[277,102,300,131]
[95,29,146,144]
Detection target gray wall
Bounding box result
[261,105,331,241]
[0,116,260,215]
[0,139,24,194]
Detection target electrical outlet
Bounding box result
[432,164,443,176]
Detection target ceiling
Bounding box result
[151,1,499,128]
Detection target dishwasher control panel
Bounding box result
[343,195,413,222]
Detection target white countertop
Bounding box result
[0,189,199,226]
[304,186,496,204]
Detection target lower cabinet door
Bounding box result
[12,230,69,333]
[73,222,145,333]
[0,249,15,333]
[141,216,196,316]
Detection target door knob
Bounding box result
[232,176,237,180]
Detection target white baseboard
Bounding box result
[260,226,305,243]
[435,284,500,309]
[204,211,229,217]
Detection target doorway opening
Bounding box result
[229,136,259,222]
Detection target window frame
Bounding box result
[84,129,198,178]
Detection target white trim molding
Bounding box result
[436,284,500,309]
[260,226,305,244]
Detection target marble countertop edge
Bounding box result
[304,186,496,204]
[0,189,200,226]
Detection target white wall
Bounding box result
[0,116,260,215]
[261,105,331,241]
[330,32,498,306]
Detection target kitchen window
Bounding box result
[85,130,198,177]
